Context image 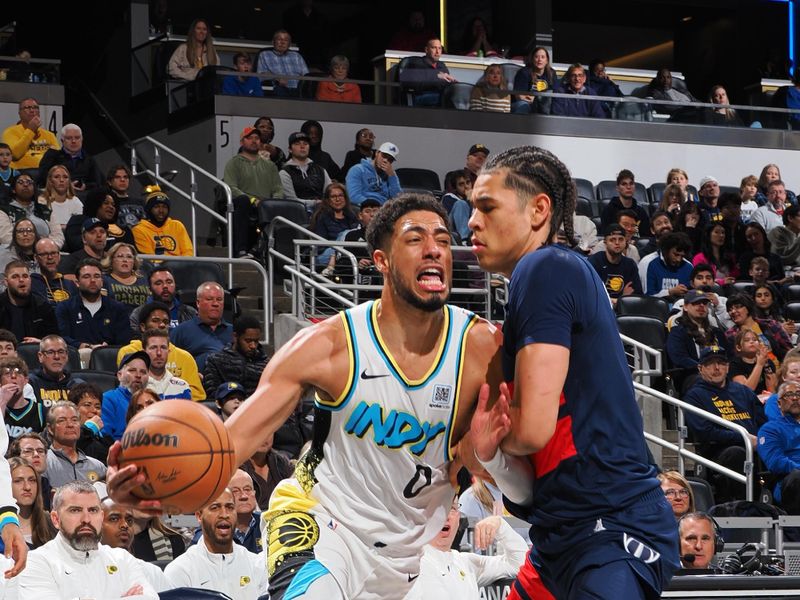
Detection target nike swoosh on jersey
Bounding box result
[408,573,419,582]
[360,370,389,380]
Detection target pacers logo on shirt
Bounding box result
[606,275,624,294]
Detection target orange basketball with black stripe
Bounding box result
[118,400,236,514]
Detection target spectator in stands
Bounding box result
[101,351,149,441]
[30,239,74,308]
[214,382,245,422]
[121,301,203,400]
[36,124,102,193]
[730,328,778,395]
[316,55,362,104]
[725,292,792,364]
[18,481,157,598]
[706,85,744,127]
[131,508,186,563]
[678,512,718,569]
[459,477,502,520]
[658,184,685,222]
[406,501,527,600]
[600,169,650,233]
[751,180,788,233]
[125,388,160,423]
[1,97,59,170]
[667,289,730,391]
[240,433,293,510]
[222,52,263,97]
[657,471,695,519]
[768,202,800,269]
[463,143,489,186]
[595,209,641,262]
[28,335,82,407]
[668,263,733,330]
[59,217,110,277]
[674,201,703,254]
[638,68,699,115]
[572,209,599,255]
[345,141,401,207]
[551,63,606,119]
[56,258,130,349]
[755,164,797,206]
[203,315,268,397]
[692,223,737,285]
[38,165,82,235]
[469,64,510,113]
[441,169,473,244]
[388,9,436,52]
[765,356,800,421]
[64,189,133,254]
[684,346,765,502]
[107,165,142,229]
[399,37,456,107]
[737,222,786,283]
[587,224,642,305]
[129,267,197,332]
[695,176,722,224]
[167,18,218,81]
[645,232,693,300]
[588,59,624,117]
[512,47,558,115]
[740,175,760,223]
[257,29,309,98]
[638,210,674,259]
[253,117,287,168]
[279,131,331,208]
[0,142,17,201]
[164,487,266,598]
[67,382,114,464]
[757,381,800,514]
[718,192,745,256]
[459,16,500,57]
[132,185,193,256]
[341,128,375,178]
[1,356,45,441]
[0,260,58,343]
[301,120,342,181]
[0,175,63,249]
[170,281,232,371]
[8,433,51,510]
[100,243,148,314]
[746,257,770,289]
[142,328,190,401]
[45,401,106,488]
[754,283,796,339]
[8,456,53,548]
[311,183,359,275]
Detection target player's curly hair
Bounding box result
[481,145,577,247]
[365,193,450,255]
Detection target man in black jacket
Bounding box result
[0,260,59,343]
[203,315,269,396]
[28,334,83,407]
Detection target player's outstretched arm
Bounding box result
[502,343,568,456]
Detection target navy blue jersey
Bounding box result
[502,244,659,528]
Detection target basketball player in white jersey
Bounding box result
[106,193,502,599]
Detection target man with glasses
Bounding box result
[758,381,800,514]
[222,52,263,97]
[600,169,650,233]
[0,260,58,344]
[551,63,607,119]
[31,237,78,306]
[45,401,106,487]
[28,334,84,408]
[345,141,402,207]
[1,97,60,170]
[752,179,789,234]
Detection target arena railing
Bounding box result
[130,136,234,288]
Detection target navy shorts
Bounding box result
[526,488,680,599]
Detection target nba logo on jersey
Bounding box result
[429,384,453,410]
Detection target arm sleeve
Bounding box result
[163,559,193,589]
[279,171,298,201]
[55,304,79,348]
[175,223,193,256]
[119,553,159,599]
[222,160,245,199]
[0,414,18,514]
[683,390,743,445]
[2,126,35,162]
[270,166,285,198]
[387,174,402,198]
[450,200,472,242]
[131,224,154,255]
[478,449,534,506]
[111,304,134,345]
[666,326,698,369]
[40,303,60,340]
[757,424,800,475]
[0,212,12,247]
[176,351,205,400]
[16,551,58,598]
[345,167,367,204]
[466,520,529,587]
[629,261,643,294]
[202,355,223,396]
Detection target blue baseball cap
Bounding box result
[698,346,728,364]
[82,217,108,233]
[215,382,246,402]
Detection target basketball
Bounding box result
[118,400,236,514]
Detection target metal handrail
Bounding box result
[620,333,662,380]
[130,136,234,289]
[138,253,270,346]
[633,381,754,501]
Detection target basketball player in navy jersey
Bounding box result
[467,146,679,599]
[106,193,502,600]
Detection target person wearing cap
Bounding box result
[221,52,263,98]
[55,258,131,350]
[58,216,110,279]
[45,401,107,488]
[100,350,150,441]
[697,176,723,225]
[464,144,489,186]
[398,37,456,107]
[214,382,246,422]
[757,381,800,514]
[222,127,284,258]
[345,141,402,207]
[752,179,790,234]
[279,131,331,208]
[667,263,734,331]
[131,185,193,257]
[600,169,650,234]
[666,289,730,392]
[587,223,642,305]
[684,345,766,502]
[768,203,800,267]
[63,188,133,254]
[203,315,268,398]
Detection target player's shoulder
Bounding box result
[461,312,502,353]
[515,244,588,277]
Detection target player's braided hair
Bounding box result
[481,145,577,247]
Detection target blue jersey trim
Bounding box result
[284,559,331,600]
[315,308,360,412]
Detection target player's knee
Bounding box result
[569,561,649,600]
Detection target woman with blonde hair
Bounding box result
[167,18,218,81]
[666,168,694,203]
[38,165,82,232]
[100,242,149,313]
[657,471,695,519]
[459,477,502,520]
[658,183,685,220]
[470,64,511,113]
[8,456,54,548]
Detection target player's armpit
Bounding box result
[502,343,568,456]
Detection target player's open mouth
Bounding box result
[417,267,445,292]
[440,523,451,533]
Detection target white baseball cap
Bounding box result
[378,142,399,160]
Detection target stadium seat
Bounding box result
[498,63,521,89]
[573,178,597,215]
[596,180,648,205]
[719,185,740,196]
[785,302,800,323]
[16,343,81,373]
[575,197,592,218]
[727,281,754,297]
[89,346,124,373]
[256,199,312,284]
[687,476,716,512]
[784,285,800,303]
[76,370,117,394]
[257,199,309,228]
[396,168,441,193]
[616,295,670,322]
[616,315,666,350]
[648,182,698,205]
[166,260,225,293]
[441,82,474,110]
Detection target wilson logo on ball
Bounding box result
[122,428,179,449]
